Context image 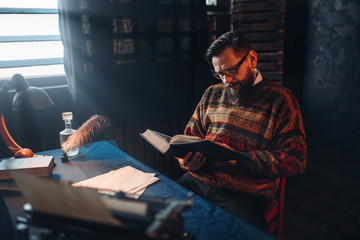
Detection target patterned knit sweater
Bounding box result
[184,78,307,198]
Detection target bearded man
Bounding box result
[176,31,307,232]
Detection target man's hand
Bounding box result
[176,152,206,172]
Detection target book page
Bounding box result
[169,134,202,144]
[141,129,171,153]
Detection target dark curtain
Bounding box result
[58,0,210,127]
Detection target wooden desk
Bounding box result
[1,141,273,240]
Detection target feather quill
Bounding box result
[62,115,112,152]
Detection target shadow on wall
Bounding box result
[285,0,360,181]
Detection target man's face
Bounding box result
[212,47,256,90]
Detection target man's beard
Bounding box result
[226,69,255,92]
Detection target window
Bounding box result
[0,0,65,82]
[206,0,217,6]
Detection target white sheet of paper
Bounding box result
[72,166,159,199]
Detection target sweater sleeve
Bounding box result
[232,94,307,178]
[184,90,208,139]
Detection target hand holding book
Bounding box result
[176,152,206,172]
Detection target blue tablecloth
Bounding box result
[42,141,273,240]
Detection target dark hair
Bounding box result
[205,31,252,65]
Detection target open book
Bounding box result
[0,155,55,180]
[140,129,242,160]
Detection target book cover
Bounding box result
[140,129,242,160]
[0,155,55,180]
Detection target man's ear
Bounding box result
[248,50,258,69]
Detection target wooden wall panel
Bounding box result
[232,0,286,84]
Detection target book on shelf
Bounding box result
[140,129,242,160]
[0,155,55,180]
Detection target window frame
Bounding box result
[0,7,67,87]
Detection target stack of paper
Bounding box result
[72,166,159,199]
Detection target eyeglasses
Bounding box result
[212,51,250,80]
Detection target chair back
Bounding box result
[265,177,286,240]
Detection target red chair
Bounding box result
[265,177,286,240]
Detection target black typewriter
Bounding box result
[16,192,194,240]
